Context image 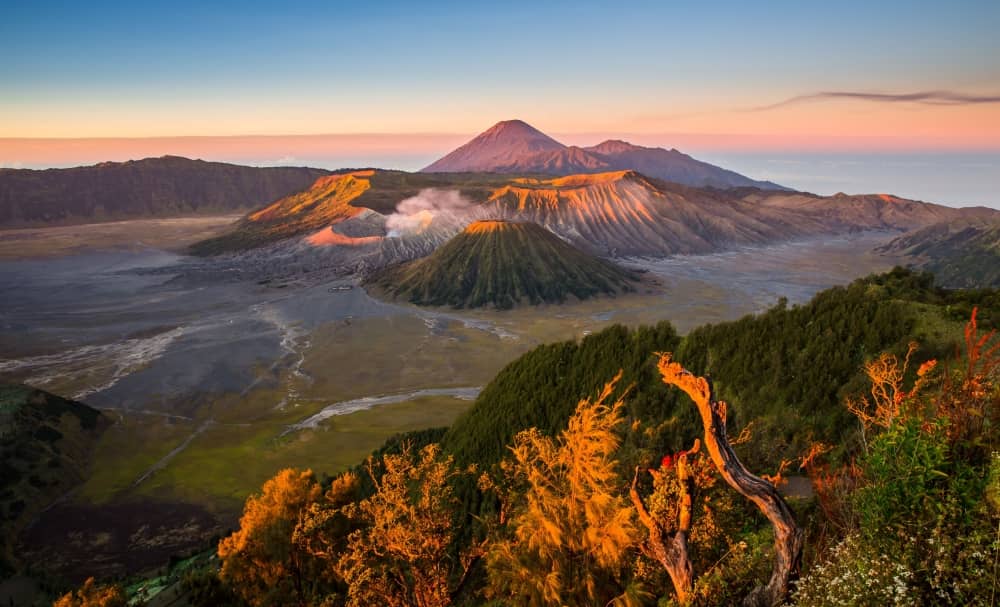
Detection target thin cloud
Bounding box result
[750,90,1000,111]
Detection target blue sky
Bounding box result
[4,0,998,137]
[1,1,998,205]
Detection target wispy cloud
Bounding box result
[750,90,1000,111]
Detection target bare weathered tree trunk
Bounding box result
[658,354,804,607]
[629,439,701,604]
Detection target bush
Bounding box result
[792,534,915,607]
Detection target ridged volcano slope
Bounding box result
[367,220,640,309]
[876,219,1000,288]
[191,169,514,254]
[192,168,1000,259]
[482,171,818,256]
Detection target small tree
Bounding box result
[218,468,323,606]
[845,342,936,451]
[486,375,639,607]
[337,444,477,607]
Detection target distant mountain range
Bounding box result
[0,156,329,227]
[194,167,999,261]
[422,119,787,190]
[876,219,1000,288]
[3,120,997,292]
[366,220,639,309]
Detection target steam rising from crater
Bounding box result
[385,189,474,237]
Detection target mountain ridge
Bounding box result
[0,156,330,227]
[422,120,787,190]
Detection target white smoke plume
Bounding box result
[385,189,475,237]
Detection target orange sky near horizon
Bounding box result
[3,98,999,170]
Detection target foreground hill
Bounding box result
[422,119,786,190]
[0,384,108,575]
[0,156,329,227]
[876,219,1000,288]
[442,268,973,469]
[366,220,640,309]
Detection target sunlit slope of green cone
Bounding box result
[368,220,640,309]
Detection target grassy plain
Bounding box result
[74,292,687,513]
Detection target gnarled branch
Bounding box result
[629,439,700,604]
[658,353,804,607]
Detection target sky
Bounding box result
[2,0,999,205]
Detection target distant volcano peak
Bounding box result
[482,119,554,139]
[422,120,788,190]
[421,119,565,173]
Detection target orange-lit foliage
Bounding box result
[800,442,862,534]
[936,306,1000,444]
[808,307,1000,605]
[834,306,998,530]
[762,458,795,489]
[52,578,126,607]
[337,444,475,607]
[845,342,926,437]
[292,471,360,579]
[485,375,638,607]
[218,468,322,607]
[845,307,999,449]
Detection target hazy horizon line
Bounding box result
[3,130,999,172]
